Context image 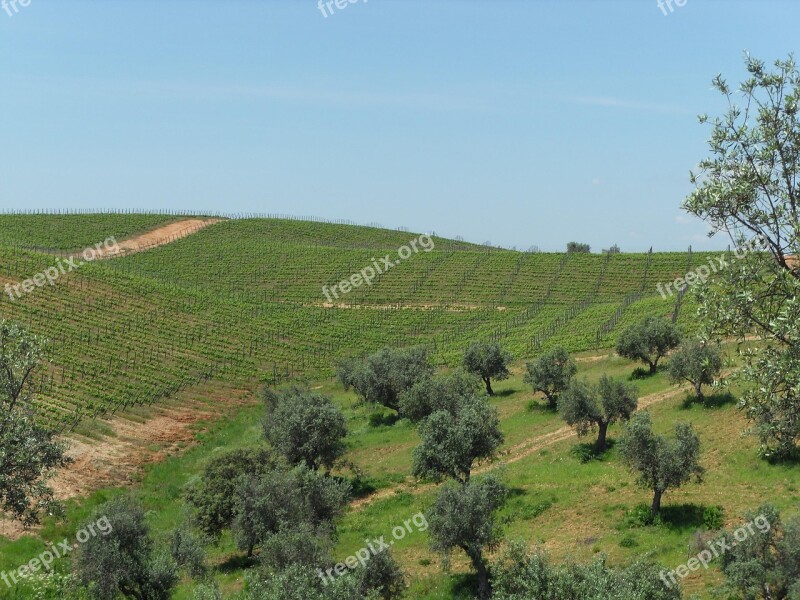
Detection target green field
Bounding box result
[0,214,703,429]
[1,213,790,600]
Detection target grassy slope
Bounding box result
[0,215,702,426]
[1,214,777,599]
[1,350,797,599]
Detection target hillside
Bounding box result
[0,213,796,600]
[0,213,703,428]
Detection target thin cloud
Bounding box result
[568,95,693,115]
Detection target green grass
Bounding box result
[0,213,768,599]
[0,215,700,427]
[1,348,796,599]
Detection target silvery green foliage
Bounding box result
[411,394,503,485]
[257,522,333,572]
[169,523,207,579]
[338,346,434,412]
[75,496,178,600]
[618,411,704,515]
[245,563,388,600]
[615,317,681,375]
[232,464,350,557]
[462,341,512,396]
[0,320,71,525]
[558,374,638,452]
[667,339,724,402]
[185,446,279,542]
[524,346,577,409]
[354,548,406,600]
[192,581,223,600]
[398,370,482,423]
[720,504,800,600]
[262,385,347,471]
[491,541,682,600]
[427,475,508,600]
[683,54,800,459]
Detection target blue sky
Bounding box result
[1,0,797,251]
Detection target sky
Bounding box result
[1,0,798,251]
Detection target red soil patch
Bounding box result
[74,218,223,260]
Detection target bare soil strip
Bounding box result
[74,218,223,259]
[0,384,254,540]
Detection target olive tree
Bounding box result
[682,54,800,459]
[491,543,682,600]
[567,242,591,253]
[246,558,404,600]
[411,394,504,485]
[667,340,723,402]
[616,317,681,375]
[74,496,178,600]
[427,475,508,600]
[185,446,279,542]
[233,464,350,557]
[720,504,800,600]
[398,370,481,423]
[263,386,347,471]
[618,412,704,515]
[524,347,577,410]
[462,341,511,396]
[0,321,71,526]
[338,346,433,412]
[558,375,638,452]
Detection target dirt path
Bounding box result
[350,386,687,511]
[0,383,254,541]
[73,218,223,259]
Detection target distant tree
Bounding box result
[398,370,482,423]
[193,581,223,600]
[246,549,405,600]
[245,564,356,600]
[412,394,504,485]
[0,321,71,526]
[339,346,434,412]
[558,375,638,452]
[667,340,724,402]
[233,465,350,557]
[491,543,682,600]
[169,523,206,579]
[335,358,360,391]
[185,446,279,542]
[603,244,621,255]
[524,347,577,410]
[257,522,333,572]
[428,475,508,600]
[74,496,178,600]
[720,504,800,600]
[263,386,347,471]
[618,412,704,515]
[462,342,511,396]
[616,317,681,374]
[681,55,800,458]
[566,242,591,253]
[354,549,407,600]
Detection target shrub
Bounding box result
[702,505,725,530]
[263,386,347,471]
[74,496,178,600]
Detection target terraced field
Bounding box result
[0,213,704,428]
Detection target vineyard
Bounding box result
[0,213,707,429]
